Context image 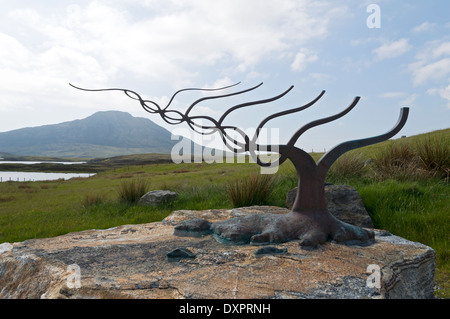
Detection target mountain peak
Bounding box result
[88,110,134,118]
[0,111,177,158]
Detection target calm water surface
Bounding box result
[0,161,86,165]
[0,172,95,182]
[0,161,93,182]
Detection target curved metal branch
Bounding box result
[184,82,263,116]
[72,82,346,170]
[318,107,410,171]
[202,126,250,154]
[217,85,293,125]
[250,90,326,165]
[69,82,245,116]
[287,96,361,147]
[165,82,241,111]
[250,145,289,167]
[69,84,143,101]
[186,115,221,135]
[254,90,325,134]
[69,84,164,115]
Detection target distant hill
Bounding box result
[0,111,188,158]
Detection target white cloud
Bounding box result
[0,1,351,133]
[412,22,436,33]
[38,46,108,82]
[0,32,32,68]
[408,40,450,86]
[378,92,417,106]
[309,72,331,83]
[431,41,450,59]
[379,92,407,99]
[400,94,418,106]
[4,1,339,83]
[409,58,450,86]
[0,1,343,115]
[291,49,318,72]
[438,85,450,101]
[409,39,450,109]
[427,85,450,108]
[207,77,238,91]
[373,38,412,60]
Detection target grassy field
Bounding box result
[0,128,448,297]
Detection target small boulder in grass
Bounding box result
[138,190,178,206]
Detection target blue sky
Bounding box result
[0,0,449,152]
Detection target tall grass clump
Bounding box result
[227,173,275,207]
[82,193,105,208]
[327,152,367,181]
[371,140,427,181]
[370,134,450,182]
[117,178,149,203]
[416,135,450,181]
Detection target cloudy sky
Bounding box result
[0,0,449,152]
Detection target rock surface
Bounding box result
[286,185,374,228]
[138,190,178,206]
[0,206,435,299]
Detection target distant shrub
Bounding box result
[367,135,450,182]
[327,152,367,181]
[372,140,428,181]
[0,195,15,202]
[82,194,105,208]
[227,173,275,207]
[18,184,33,189]
[17,183,37,193]
[416,135,450,181]
[117,178,149,203]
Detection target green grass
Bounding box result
[0,129,448,297]
[330,178,449,298]
[323,129,449,298]
[117,178,149,203]
[227,173,276,207]
[0,161,258,243]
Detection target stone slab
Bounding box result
[0,207,436,299]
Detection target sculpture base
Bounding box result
[175,210,374,248]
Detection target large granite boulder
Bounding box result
[0,207,435,299]
[286,185,374,228]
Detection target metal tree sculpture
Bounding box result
[70,82,409,247]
